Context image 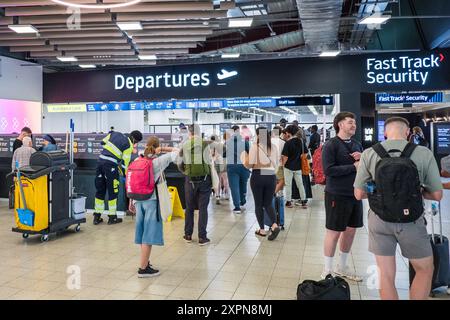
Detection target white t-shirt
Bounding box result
[271,137,285,162]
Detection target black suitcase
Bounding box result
[297,274,350,300]
[409,202,450,296]
[264,196,281,227]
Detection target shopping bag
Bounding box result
[157,173,172,222]
[210,162,220,195]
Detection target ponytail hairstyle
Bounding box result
[256,127,271,152]
[144,136,160,158]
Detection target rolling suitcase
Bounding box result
[264,196,281,228]
[409,202,450,296]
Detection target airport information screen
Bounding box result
[436,123,450,155]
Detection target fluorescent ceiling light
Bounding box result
[51,0,142,9]
[57,56,78,62]
[319,51,341,57]
[79,64,96,69]
[139,54,157,60]
[280,106,298,115]
[228,18,253,28]
[116,22,143,31]
[308,106,319,116]
[359,15,391,25]
[221,53,240,59]
[8,24,38,34]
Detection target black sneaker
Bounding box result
[233,208,241,214]
[107,215,123,224]
[93,213,103,225]
[268,227,281,241]
[198,238,210,246]
[280,225,285,231]
[285,201,293,208]
[183,235,192,243]
[138,265,160,278]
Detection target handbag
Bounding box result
[297,275,350,300]
[210,160,220,194]
[156,171,172,222]
[300,141,311,175]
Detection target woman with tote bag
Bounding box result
[134,136,179,278]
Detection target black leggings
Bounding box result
[250,170,276,229]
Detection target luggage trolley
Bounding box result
[12,150,86,242]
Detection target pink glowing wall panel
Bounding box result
[0,99,42,134]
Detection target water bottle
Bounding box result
[366,181,376,194]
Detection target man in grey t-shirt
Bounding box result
[354,117,443,300]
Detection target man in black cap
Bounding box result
[93,130,143,225]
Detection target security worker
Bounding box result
[93,130,143,225]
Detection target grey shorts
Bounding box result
[368,210,432,259]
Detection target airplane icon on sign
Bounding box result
[217,69,238,80]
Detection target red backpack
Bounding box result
[126,157,155,200]
[312,145,326,185]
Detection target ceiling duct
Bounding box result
[296,0,343,52]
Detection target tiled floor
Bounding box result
[1,185,449,300]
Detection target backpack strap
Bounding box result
[400,142,418,158]
[372,143,390,159]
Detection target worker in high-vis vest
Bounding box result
[93,130,143,225]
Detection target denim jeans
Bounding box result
[227,164,251,209]
[134,199,163,246]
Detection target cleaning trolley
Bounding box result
[12,120,86,242]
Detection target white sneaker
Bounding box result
[334,265,363,282]
[320,269,334,280]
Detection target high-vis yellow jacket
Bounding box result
[99,132,133,172]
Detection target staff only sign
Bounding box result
[366,53,445,85]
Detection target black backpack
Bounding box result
[368,142,423,223]
[297,275,350,300]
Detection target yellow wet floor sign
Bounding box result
[167,186,185,222]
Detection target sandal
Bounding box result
[268,227,280,241]
[255,229,266,237]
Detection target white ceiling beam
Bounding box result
[49,37,129,44]
[127,28,213,36]
[133,36,206,43]
[5,2,214,16]
[30,49,136,57]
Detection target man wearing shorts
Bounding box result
[354,117,443,300]
[321,112,363,281]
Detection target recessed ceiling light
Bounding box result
[116,21,143,31]
[359,14,391,25]
[50,0,142,9]
[319,51,341,57]
[79,64,96,69]
[139,54,157,60]
[8,24,38,34]
[57,56,78,62]
[228,18,253,28]
[221,53,240,59]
